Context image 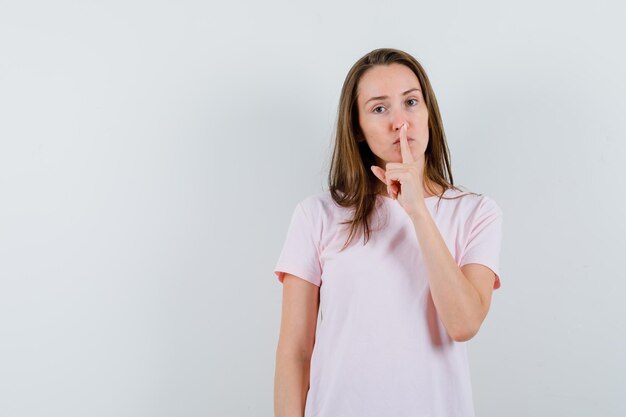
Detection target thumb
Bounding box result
[370,165,386,184]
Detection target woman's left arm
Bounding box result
[410,210,495,342]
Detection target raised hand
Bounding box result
[370,123,427,217]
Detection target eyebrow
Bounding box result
[364,88,421,105]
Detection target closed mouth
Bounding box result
[393,138,415,144]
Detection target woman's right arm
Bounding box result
[274,273,320,417]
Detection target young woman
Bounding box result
[273,48,503,417]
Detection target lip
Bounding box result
[393,137,415,144]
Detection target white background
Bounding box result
[1,1,625,416]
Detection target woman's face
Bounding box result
[356,63,429,166]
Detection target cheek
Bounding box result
[360,121,384,143]
[418,112,429,136]
[421,121,429,137]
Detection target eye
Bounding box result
[372,106,385,114]
[407,98,418,106]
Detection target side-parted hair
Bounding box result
[328,47,479,250]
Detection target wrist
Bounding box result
[408,203,430,222]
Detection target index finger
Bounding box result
[399,123,413,163]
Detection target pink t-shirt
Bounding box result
[274,188,503,417]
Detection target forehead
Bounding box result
[357,63,421,101]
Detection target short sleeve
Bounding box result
[459,198,503,290]
[273,202,322,287]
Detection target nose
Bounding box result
[393,120,408,132]
[391,111,408,131]
[394,122,407,131]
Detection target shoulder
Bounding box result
[297,190,343,217]
[444,187,502,212]
[435,188,503,224]
[292,190,353,235]
[298,190,332,208]
[466,192,502,218]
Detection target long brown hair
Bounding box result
[328,47,478,250]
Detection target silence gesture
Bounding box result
[370,123,428,218]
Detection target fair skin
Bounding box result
[274,274,319,417]
[358,63,496,341]
[274,63,497,417]
[357,63,436,199]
